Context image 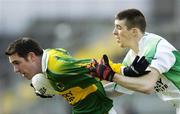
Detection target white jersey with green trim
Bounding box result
[115,32,180,106]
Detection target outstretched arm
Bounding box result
[113,67,160,94]
[88,55,150,81]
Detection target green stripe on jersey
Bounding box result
[163,51,180,89]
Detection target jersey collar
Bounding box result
[41,49,49,73]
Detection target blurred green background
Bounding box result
[0,0,179,114]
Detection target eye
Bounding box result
[12,61,20,65]
[116,25,122,30]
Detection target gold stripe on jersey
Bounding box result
[47,49,90,74]
[59,84,97,105]
[47,49,71,73]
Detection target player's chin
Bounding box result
[116,40,120,44]
[22,74,32,80]
[117,42,123,47]
[120,44,125,48]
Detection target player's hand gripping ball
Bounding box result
[31,73,59,98]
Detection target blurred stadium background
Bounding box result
[0,0,180,114]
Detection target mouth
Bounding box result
[116,39,121,43]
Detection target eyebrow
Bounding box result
[115,24,122,28]
[11,60,19,64]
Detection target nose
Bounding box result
[112,28,117,36]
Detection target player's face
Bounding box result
[8,52,41,80]
[113,19,134,48]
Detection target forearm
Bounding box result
[112,68,159,94]
[112,74,150,94]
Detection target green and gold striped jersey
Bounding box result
[41,48,113,114]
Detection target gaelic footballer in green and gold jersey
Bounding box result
[41,48,113,114]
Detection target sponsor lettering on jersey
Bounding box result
[154,78,168,92]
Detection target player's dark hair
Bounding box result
[115,9,146,33]
[5,37,43,58]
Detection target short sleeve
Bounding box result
[150,39,176,74]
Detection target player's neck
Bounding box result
[131,44,139,54]
[131,33,143,54]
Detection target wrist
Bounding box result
[112,73,119,82]
[105,71,115,82]
[121,66,126,75]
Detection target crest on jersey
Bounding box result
[56,82,65,91]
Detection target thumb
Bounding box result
[103,54,110,67]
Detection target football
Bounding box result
[31,73,59,96]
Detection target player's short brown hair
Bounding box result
[5,37,43,58]
[115,9,146,33]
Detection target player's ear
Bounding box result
[131,28,139,37]
[27,52,37,62]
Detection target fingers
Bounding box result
[103,54,110,66]
[99,58,104,64]
[97,65,106,78]
[138,56,145,63]
[143,59,150,68]
[138,56,146,64]
[138,56,150,67]
[35,92,54,98]
[132,56,140,65]
[87,59,98,72]
[30,83,33,87]
[131,56,150,73]
[92,59,98,67]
